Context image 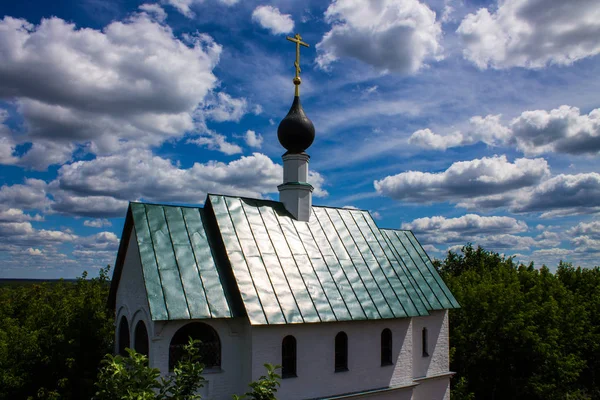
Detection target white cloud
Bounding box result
[409,114,511,150]
[162,0,238,18]
[402,214,528,235]
[374,155,549,203]
[512,173,600,217]
[457,0,600,69]
[0,208,43,222]
[316,0,443,73]
[203,92,248,123]
[84,218,112,228]
[49,150,327,217]
[0,13,223,169]
[409,106,600,156]
[26,248,43,256]
[138,3,167,22]
[188,131,243,155]
[244,130,263,148]
[511,106,600,156]
[251,6,294,35]
[567,221,600,239]
[0,179,49,211]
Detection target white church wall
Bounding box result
[151,318,251,400]
[412,376,451,400]
[115,231,152,357]
[411,310,449,379]
[250,318,413,400]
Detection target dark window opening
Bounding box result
[381,328,393,366]
[335,331,348,372]
[134,320,149,358]
[169,322,221,371]
[282,335,297,378]
[422,327,429,357]
[118,316,130,356]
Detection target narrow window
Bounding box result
[282,335,297,378]
[170,322,221,371]
[422,327,429,357]
[381,328,393,366]
[134,320,149,358]
[335,331,348,372]
[118,316,130,356]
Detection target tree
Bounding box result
[0,266,114,400]
[439,245,597,400]
[94,339,205,400]
[233,364,281,400]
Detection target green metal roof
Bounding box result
[207,194,458,325]
[130,202,234,321]
[109,196,459,324]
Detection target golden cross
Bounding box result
[286,33,309,96]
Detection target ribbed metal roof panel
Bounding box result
[207,195,458,325]
[382,229,459,311]
[129,203,233,321]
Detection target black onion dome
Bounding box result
[277,96,315,154]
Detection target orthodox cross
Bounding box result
[286,33,309,96]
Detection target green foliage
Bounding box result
[440,245,600,400]
[0,266,114,400]
[232,364,281,400]
[94,339,205,400]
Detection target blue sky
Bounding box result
[1,0,599,278]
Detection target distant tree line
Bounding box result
[0,267,113,400]
[1,248,599,399]
[436,245,600,400]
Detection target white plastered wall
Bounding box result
[115,230,153,359]
[151,318,251,400]
[411,310,451,400]
[250,318,413,400]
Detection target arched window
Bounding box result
[169,322,221,371]
[118,316,130,356]
[381,328,393,366]
[134,320,149,357]
[422,327,429,357]
[281,335,297,378]
[334,331,348,372]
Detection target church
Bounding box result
[108,34,460,400]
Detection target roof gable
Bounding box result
[124,203,234,321]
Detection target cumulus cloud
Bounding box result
[409,114,511,150]
[402,214,528,235]
[410,106,600,156]
[374,155,549,203]
[316,0,443,73]
[252,6,294,35]
[48,150,327,217]
[402,213,546,253]
[244,130,263,148]
[567,221,600,239]
[0,12,224,169]
[511,106,600,156]
[0,220,78,247]
[163,0,238,18]
[188,131,243,155]
[0,178,49,210]
[0,208,43,222]
[138,3,167,22]
[457,0,600,69]
[84,218,112,228]
[203,92,248,123]
[512,173,600,217]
